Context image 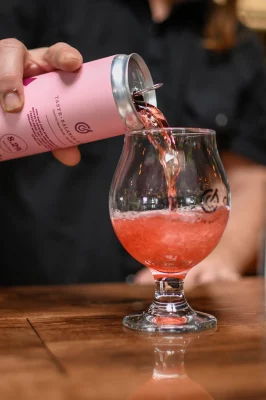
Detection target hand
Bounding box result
[134,268,154,284]
[184,258,241,291]
[0,39,83,166]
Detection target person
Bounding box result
[0,0,265,286]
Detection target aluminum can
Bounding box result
[0,54,156,161]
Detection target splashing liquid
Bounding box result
[134,100,180,210]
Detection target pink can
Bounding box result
[0,54,156,162]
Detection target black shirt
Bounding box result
[0,0,265,285]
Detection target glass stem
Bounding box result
[149,278,190,315]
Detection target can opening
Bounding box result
[126,55,157,112]
[111,53,157,130]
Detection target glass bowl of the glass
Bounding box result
[109,128,230,333]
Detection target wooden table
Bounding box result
[0,277,265,399]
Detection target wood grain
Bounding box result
[0,278,265,399]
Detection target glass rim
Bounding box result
[126,127,216,136]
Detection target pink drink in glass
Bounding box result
[112,206,229,279]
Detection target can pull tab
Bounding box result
[132,83,163,98]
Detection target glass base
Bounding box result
[123,310,217,333]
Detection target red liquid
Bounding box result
[135,101,180,210]
[112,207,229,276]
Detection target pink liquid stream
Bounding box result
[135,101,180,210]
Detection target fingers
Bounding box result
[185,262,241,291]
[52,146,81,166]
[44,42,83,72]
[24,47,54,78]
[0,39,83,114]
[134,268,154,284]
[25,44,83,77]
[0,38,27,112]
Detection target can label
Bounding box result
[0,56,126,161]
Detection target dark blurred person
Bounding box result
[0,0,265,286]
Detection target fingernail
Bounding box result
[64,52,80,61]
[3,91,22,112]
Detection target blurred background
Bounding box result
[237,0,266,276]
[236,0,266,49]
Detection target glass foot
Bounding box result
[123,310,217,333]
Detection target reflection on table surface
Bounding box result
[128,331,214,400]
[0,278,264,399]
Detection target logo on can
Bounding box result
[75,122,93,134]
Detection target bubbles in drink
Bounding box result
[112,207,229,276]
